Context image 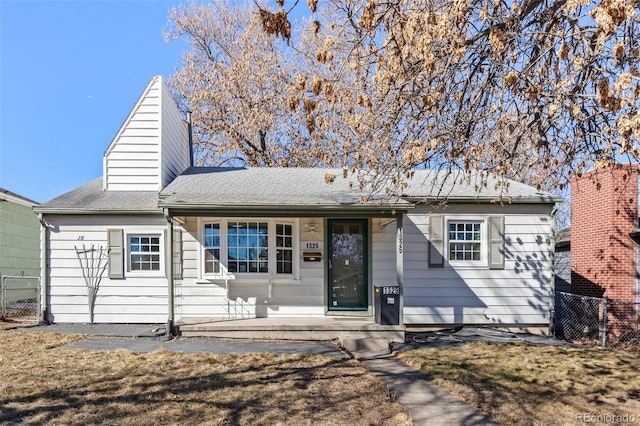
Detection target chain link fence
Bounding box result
[554,291,640,349]
[554,291,604,344]
[1,275,41,323]
[606,301,640,350]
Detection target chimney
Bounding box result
[186,110,194,167]
[570,163,639,303]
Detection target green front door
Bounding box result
[328,219,368,310]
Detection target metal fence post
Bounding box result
[1,274,5,319]
[601,296,608,348]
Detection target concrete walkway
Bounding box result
[353,351,499,425]
[13,323,350,358]
[9,323,501,425]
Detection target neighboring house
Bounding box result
[35,75,560,331]
[553,164,640,304]
[554,228,571,293]
[0,188,41,278]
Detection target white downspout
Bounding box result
[164,209,175,338]
[37,213,49,324]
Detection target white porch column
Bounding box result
[396,215,404,325]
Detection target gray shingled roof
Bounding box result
[36,178,160,212]
[158,167,558,208]
[158,167,405,207]
[36,167,560,213]
[401,169,556,200]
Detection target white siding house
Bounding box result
[39,76,188,323]
[45,214,168,323]
[402,204,554,325]
[103,75,189,192]
[36,76,561,332]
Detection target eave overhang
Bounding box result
[33,208,163,216]
[401,195,563,205]
[158,202,412,218]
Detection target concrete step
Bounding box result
[341,337,392,353]
[179,327,404,342]
[175,318,405,342]
[179,329,342,340]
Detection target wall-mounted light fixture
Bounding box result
[304,222,319,234]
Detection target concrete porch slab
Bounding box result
[175,317,405,344]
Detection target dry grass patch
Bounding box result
[0,331,411,425]
[397,342,640,425]
[0,320,38,331]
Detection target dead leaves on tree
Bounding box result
[258,8,291,42]
[168,0,640,199]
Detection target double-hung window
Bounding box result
[448,222,482,261]
[204,224,221,274]
[202,220,295,277]
[107,229,164,278]
[429,215,504,269]
[128,235,161,271]
[276,224,293,274]
[227,221,269,273]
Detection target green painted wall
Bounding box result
[0,200,40,277]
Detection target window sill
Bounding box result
[446,262,488,269]
[196,276,300,285]
[125,271,165,278]
[197,275,236,284]
[269,277,301,285]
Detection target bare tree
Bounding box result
[167,0,640,198]
[166,1,334,167]
[260,0,640,192]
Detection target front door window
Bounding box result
[328,220,367,310]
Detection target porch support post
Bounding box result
[164,209,175,337]
[396,214,404,325]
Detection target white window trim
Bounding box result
[198,218,300,280]
[445,216,488,268]
[125,232,165,277]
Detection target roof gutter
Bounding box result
[33,203,413,217]
[33,208,163,215]
[402,195,564,205]
[158,203,412,218]
[0,188,40,207]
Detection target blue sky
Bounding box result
[1,0,184,203]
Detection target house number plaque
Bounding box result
[303,241,323,250]
[302,241,323,262]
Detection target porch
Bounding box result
[175,317,405,351]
